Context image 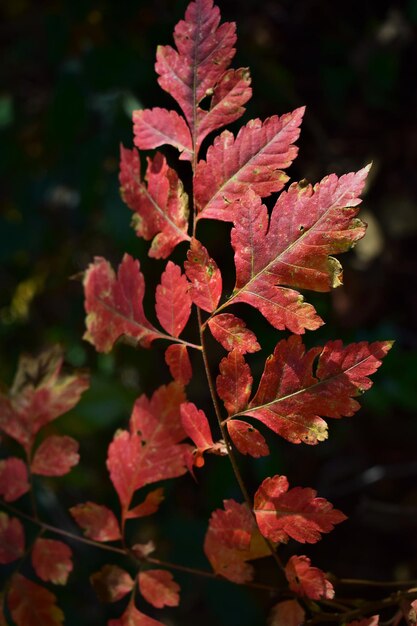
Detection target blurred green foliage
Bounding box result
[1,0,417,623]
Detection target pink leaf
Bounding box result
[31,435,79,476]
[227,420,269,457]
[133,107,192,160]
[69,502,122,542]
[245,335,392,445]
[208,314,260,353]
[0,513,24,564]
[83,254,164,353]
[204,499,269,583]
[0,346,89,451]
[195,108,304,221]
[165,344,192,386]
[155,261,191,337]
[254,475,347,544]
[285,555,334,600]
[119,147,189,258]
[228,167,370,333]
[138,570,180,608]
[108,601,165,626]
[155,0,236,139]
[269,600,305,626]
[32,538,73,586]
[184,238,222,312]
[90,565,134,603]
[0,458,29,502]
[196,67,252,153]
[8,574,64,626]
[126,488,164,519]
[216,350,252,416]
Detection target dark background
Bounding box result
[1,0,417,624]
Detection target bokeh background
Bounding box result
[1,0,417,624]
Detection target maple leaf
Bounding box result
[155,0,236,142]
[125,488,164,520]
[7,574,64,626]
[31,435,79,476]
[0,457,29,502]
[138,570,180,608]
[225,166,369,333]
[32,538,73,585]
[0,513,24,564]
[208,313,260,354]
[238,335,392,445]
[217,350,252,416]
[155,261,191,337]
[195,108,304,221]
[119,147,189,259]
[108,601,164,626]
[269,600,305,626]
[0,346,89,451]
[108,384,190,513]
[165,344,192,386]
[226,420,269,457]
[69,502,122,542]
[184,238,222,312]
[253,475,346,544]
[204,499,269,583]
[90,565,134,603]
[133,107,192,160]
[346,618,380,626]
[83,254,165,352]
[285,555,334,600]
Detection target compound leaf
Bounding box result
[254,475,346,544]
[32,538,73,586]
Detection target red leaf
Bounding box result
[69,502,122,542]
[108,384,190,512]
[204,499,269,583]
[195,108,304,221]
[269,600,305,626]
[31,435,79,476]
[155,0,236,138]
[32,538,73,585]
[0,513,24,564]
[0,457,29,502]
[108,601,165,626]
[83,254,163,353]
[155,261,191,337]
[0,346,89,451]
[216,350,252,416]
[133,107,192,160]
[119,147,189,258]
[90,565,134,603]
[126,488,164,519]
[245,335,392,445]
[346,615,379,626]
[254,475,346,544]
[195,67,252,153]
[227,420,269,457]
[184,238,222,312]
[180,402,214,451]
[8,574,64,626]
[138,570,180,608]
[208,314,260,353]
[165,344,192,385]
[228,167,370,333]
[285,555,334,600]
